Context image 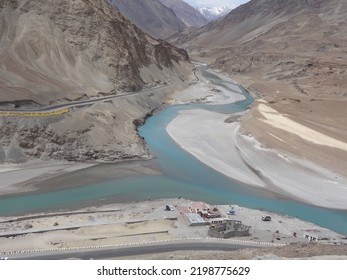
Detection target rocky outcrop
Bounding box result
[0,145,5,163]
[6,139,27,163]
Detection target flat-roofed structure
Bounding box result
[185,213,210,226]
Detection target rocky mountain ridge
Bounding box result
[108,0,187,39]
[0,0,191,107]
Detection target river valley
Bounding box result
[1,66,347,236]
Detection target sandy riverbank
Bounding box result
[257,103,347,151]
[167,109,264,187]
[168,68,246,105]
[166,108,347,209]
[0,159,164,198]
[0,161,97,195]
[234,74,347,178]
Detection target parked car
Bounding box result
[261,215,271,221]
[164,205,174,211]
[205,213,219,218]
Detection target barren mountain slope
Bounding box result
[108,0,186,39]
[0,0,193,163]
[171,0,347,176]
[0,0,190,106]
[159,0,208,27]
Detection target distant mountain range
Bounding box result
[109,0,228,39]
[159,0,208,27]
[108,0,213,39]
[196,6,231,22]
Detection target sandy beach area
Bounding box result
[0,161,96,195]
[167,109,264,187]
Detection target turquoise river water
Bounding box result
[0,66,347,235]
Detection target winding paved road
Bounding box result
[0,84,170,115]
[0,70,200,115]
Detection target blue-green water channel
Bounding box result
[0,67,347,235]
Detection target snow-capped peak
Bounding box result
[196,6,231,21]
